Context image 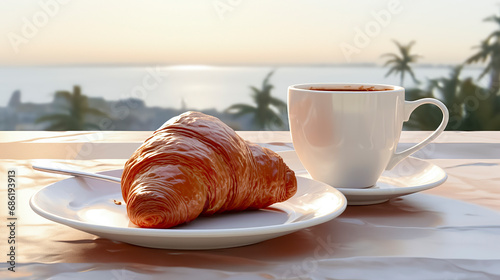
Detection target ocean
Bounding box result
[0,65,487,111]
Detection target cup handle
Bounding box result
[386,98,449,170]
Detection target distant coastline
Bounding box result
[0,90,258,131]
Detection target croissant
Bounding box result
[121,111,297,228]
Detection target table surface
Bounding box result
[1,131,500,280]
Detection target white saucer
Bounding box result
[277,151,448,205]
[30,170,346,250]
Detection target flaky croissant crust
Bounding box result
[121,111,297,228]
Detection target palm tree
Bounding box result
[225,71,287,130]
[424,65,465,130]
[404,66,500,131]
[465,13,500,96]
[36,85,109,130]
[381,40,421,86]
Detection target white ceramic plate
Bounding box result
[30,170,346,250]
[278,151,448,205]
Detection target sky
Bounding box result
[1,0,499,66]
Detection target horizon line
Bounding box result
[0,62,486,69]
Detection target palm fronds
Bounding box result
[225,71,287,130]
[381,40,421,86]
[36,85,109,131]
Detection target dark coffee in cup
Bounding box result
[309,86,392,92]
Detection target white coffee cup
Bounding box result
[288,83,449,189]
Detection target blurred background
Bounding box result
[1,0,500,131]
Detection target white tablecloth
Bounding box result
[0,131,499,279]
